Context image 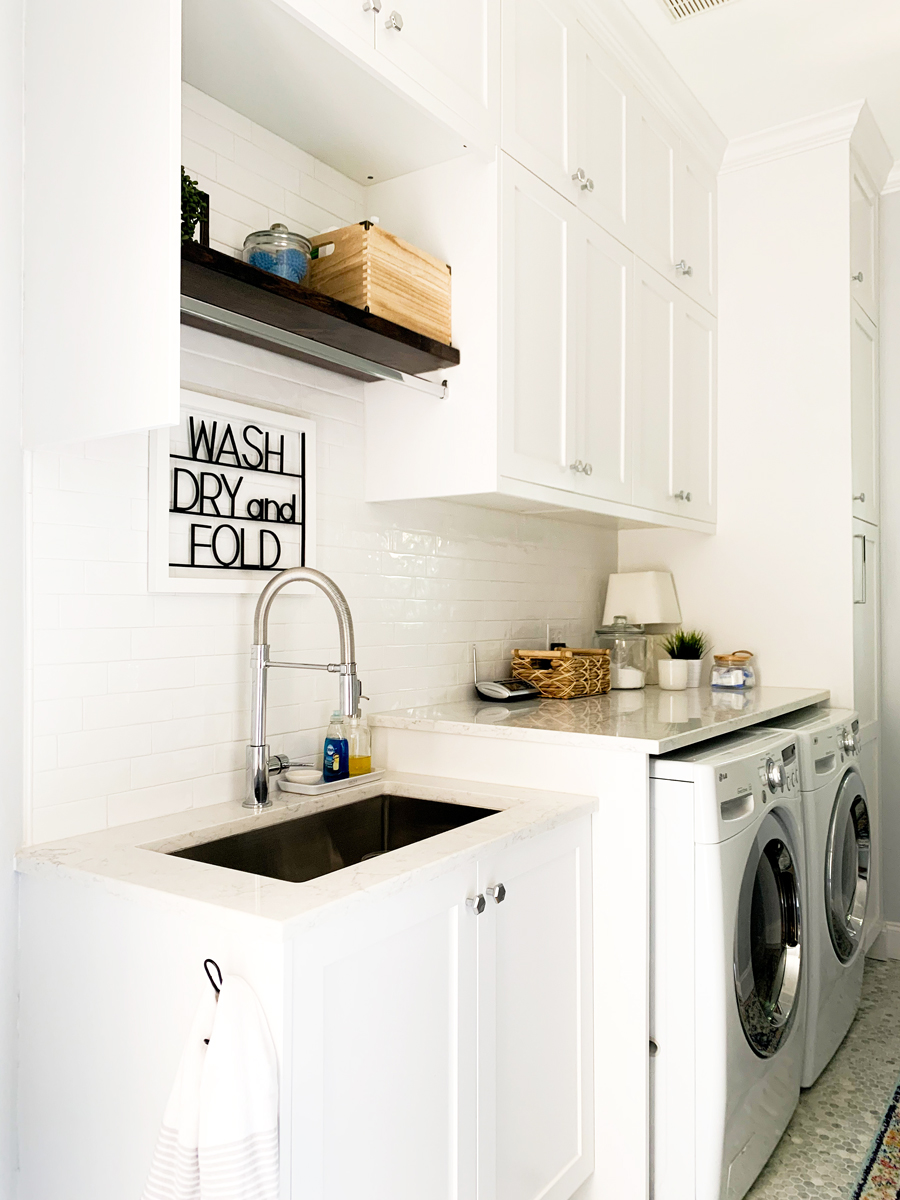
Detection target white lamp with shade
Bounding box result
[595,572,682,690]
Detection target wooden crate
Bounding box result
[308,222,452,345]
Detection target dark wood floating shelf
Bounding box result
[181,242,460,382]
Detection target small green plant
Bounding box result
[181,166,204,243]
[662,629,709,660]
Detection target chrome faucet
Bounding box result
[245,567,360,809]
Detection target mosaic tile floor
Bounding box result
[746,958,900,1200]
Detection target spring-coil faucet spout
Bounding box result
[245,568,360,809]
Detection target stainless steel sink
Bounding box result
[170,793,499,884]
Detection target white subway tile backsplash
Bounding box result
[24,89,616,844]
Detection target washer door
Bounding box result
[825,769,870,964]
[734,810,803,1058]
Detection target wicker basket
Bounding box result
[511,647,611,699]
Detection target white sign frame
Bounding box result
[149,388,317,594]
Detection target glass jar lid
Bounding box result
[595,615,646,639]
[713,650,754,665]
[243,222,312,254]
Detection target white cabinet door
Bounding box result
[286,0,377,50]
[501,0,577,198]
[24,0,180,446]
[850,156,877,323]
[851,302,878,525]
[632,264,715,522]
[375,0,499,138]
[675,147,716,315]
[853,521,879,729]
[573,214,633,505]
[635,100,678,283]
[574,27,637,245]
[500,155,578,491]
[291,862,479,1200]
[477,818,594,1200]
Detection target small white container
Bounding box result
[685,659,703,688]
[658,658,688,691]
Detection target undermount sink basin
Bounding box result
[170,793,500,884]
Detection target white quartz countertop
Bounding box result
[16,772,595,935]
[368,685,830,755]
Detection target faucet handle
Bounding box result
[267,753,291,775]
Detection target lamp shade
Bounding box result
[602,571,682,626]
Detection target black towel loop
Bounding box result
[203,958,223,996]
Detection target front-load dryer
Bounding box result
[760,706,870,1086]
[651,727,806,1200]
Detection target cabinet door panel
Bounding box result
[577,216,633,504]
[292,865,478,1200]
[478,819,594,1200]
[375,0,498,137]
[853,522,879,728]
[501,0,575,196]
[500,156,577,489]
[636,102,677,280]
[850,157,877,322]
[632,265,677,514]
[675,298,716,522]
[575,28,635,243]
[851,302,878,524]
[676,149,716,314]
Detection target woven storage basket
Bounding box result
[511,647,611,699]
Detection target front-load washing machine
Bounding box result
[760,706,870,1086]
[651,727,806,1200]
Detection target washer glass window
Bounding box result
[825,770,870,963]
[734,811,803,1058]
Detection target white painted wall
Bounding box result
[618,141,854,701]
[25,90,617,846]
[0,0,24,1189]
[878,188,900,926]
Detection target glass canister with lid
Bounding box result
[243,223,312,285]
[710,650,756,690]
[593,616,648,689]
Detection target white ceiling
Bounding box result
[610,0,900,163]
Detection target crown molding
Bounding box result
[720,102,865,175]
[578,0,727,171]
[883,163,900,196]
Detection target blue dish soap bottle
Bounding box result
[323,711,349,782]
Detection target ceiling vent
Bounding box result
[659,0,738,20]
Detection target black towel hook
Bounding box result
[203,958,223,996]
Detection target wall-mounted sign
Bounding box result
[149,389,316,593]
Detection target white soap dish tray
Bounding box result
[277,768,385,796]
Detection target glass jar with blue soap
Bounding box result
[243,223,312,285]
[323,711,349,782]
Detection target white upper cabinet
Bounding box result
[635,102,678,283]
[501,0,577,199]
[632,263,715,521]
[851,302,878,525]
[675,147,716,314]
[289,0,376,50]
[499,156,578,492]
[850,155,877,323]
[574,27,638,246]
[375,0,500,139]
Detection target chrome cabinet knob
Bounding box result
[583,462,593,476]
[466,894,485,915]
[675,259,693,277]
[853,492,866,502]
[852,271,864,283]
[672,490,691,501]
[362,0,382,9]
[486,883,507,904]
[572,167,587,185]
[569,459,585,473]
[385,9,403,29]
[585,177,595,192]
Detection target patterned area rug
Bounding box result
[853,1076,900,1199]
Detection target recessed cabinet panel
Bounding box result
[501,0,575,196]
[576,30,634,243]
[853,522,879,728]
[851,302,878,525]
[632,266,677,514]
[292,865,478,1199]
[300,0,376,48]
[500,157,576,489]
[636,104,677,281]
[850,158,877,323]
[675,300,716,522]
[577,218,633,504]
[676,150,716,314]
[375,0,499,138]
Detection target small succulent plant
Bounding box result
[662,629,709,660]
[181,166,204,243]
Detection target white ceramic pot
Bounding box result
[658,658,688,691]
[685,659,703,688]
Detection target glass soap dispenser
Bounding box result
[347,711,372,777]
[593,616,648,690]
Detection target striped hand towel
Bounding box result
[143,976,278,1200]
